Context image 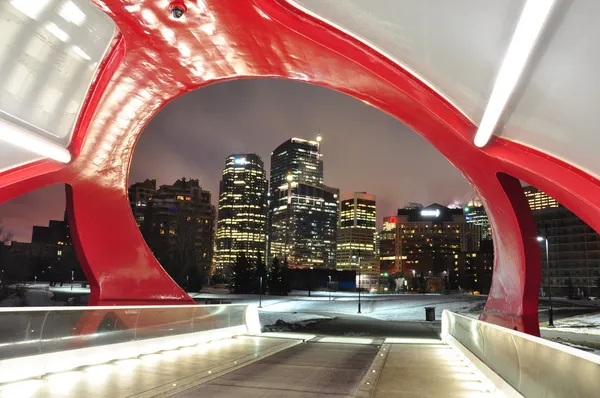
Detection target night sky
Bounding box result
[0,79,473,242]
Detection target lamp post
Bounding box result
[328,275,332,301]
[285,173,293,271]
[537,230,554,327]
[70,269,74,291]
[259,276,263,308]
[353,250,362,314]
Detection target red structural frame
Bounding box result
[2,0,600,335]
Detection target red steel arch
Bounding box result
[2,0,600,335]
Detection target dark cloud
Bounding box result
[1,79,473,242]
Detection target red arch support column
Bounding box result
[478,173,541,335]
[66,180,193,306]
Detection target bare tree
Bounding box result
[0,219,12,244]
[170,213,198,288]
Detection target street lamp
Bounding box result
[70,269,74,291]
[353,250,362,314]
[259,275,263,309]
[537,233,554,327]
[328,275,332,301]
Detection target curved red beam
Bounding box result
[2,0,600,335]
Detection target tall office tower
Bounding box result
[523,186,559,211]
[268,135,339,269]
[464,199,492,239]
[270,137,323,193]
[269,181,338,268]
[336,193,379,277]
[215,154,268,275]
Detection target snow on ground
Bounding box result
[541,313,600,335]
[0,289,64,307]
[553,341,600,356]
[192,289,487,321]
[259,311,331,327]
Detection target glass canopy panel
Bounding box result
[0,145,42,174]
[0,0,116,152]
[501,1,600,179]
[291,0,525,123]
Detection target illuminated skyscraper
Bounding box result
[464,199,491,239]
[523,186,559,211]
[215,154,268,274]
[268,135,339,268]
[270,137,323,193]
[336,193,378,277]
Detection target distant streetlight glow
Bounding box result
[286,174,293,182]
[537,236,544,242]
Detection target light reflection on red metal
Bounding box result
[1,0,600,335]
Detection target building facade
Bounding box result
[129,179,156,228]
[268,136,339,269]
[215,154,268,275]
[524,185,560,211]
[446,240,494,293]
[270,181,338,268]
[534,205,600,297]
[131,178,215,289]
[380,204,483,283]
[2,211,83,284]
[270,137,323,192]
[464,199,492,240]
[336,192,378,276]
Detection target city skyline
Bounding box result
[0,79,473,242]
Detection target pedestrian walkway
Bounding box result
[371,342,494,397]
[0,334,498,397]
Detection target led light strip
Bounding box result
[474,0,557,148]
[0,118,71,163]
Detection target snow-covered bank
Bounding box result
[541,313,600,336]
[259,311,331,327]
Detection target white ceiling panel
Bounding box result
[0,0,116,149]
[291,0,525,123]
[0,144,42,174]
[501,1,600,178]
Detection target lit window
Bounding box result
[177,195,184,200]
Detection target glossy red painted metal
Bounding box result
[2,0,600,334]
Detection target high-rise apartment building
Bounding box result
[129,179,156,228]
[524,186,559,211]
[215,154,268,274]
[268,136,339,269]
[379,204,482,278]
[464,199,492,239]
[130,178,215,289]
[336,193,378,276]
